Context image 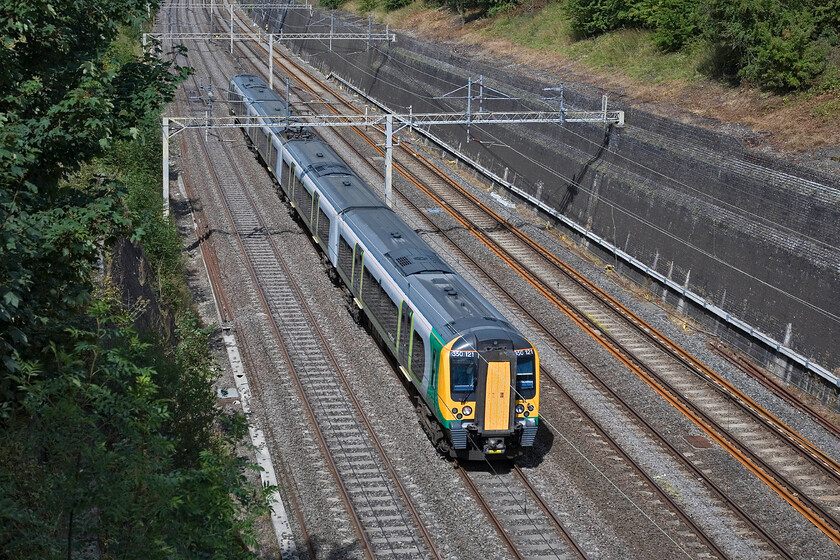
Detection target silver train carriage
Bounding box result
[229,74,540,460]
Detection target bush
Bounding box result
[705,0,831,90]
[564,0,643,37]
[643,0,705,51]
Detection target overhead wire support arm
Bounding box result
[152,32,396,40]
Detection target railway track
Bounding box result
[188,109,438,560]
[163,2,840,556]
[457,463,587,560]
[222,5,840,550]
[166,3,445,558]
[209,11,729,558]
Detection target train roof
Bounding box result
[287,140,385,212]
[344,207,510,338]
[230,73,290,120]
[233,73,524,346]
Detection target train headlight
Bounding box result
[527,404,534,411]
[461,405,472,416]
[451,407,458,415]
[515,404,525,414]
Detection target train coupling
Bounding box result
[483,438,506,455]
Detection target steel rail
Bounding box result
[453,465,525,560]
[709,341,840,441]
[227,26,722,558]
[184,37,440,557]
[167,3,314,555]
[512,465,591,560]
[174,10,374,555]
[217,4,840,549]
[196,127,377,560]
[298,101,756,559]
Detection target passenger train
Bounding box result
[228,74,539,460]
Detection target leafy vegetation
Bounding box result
[1,1,266,557]
[564,0,839,91]
[345,0,838,92]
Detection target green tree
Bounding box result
[564,0,645,36]
[0,1,265,557]
[0,0,188,384]
[637,0,705,51]
[0,296,262,558]
[705,0,830,90]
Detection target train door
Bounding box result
[267,133,277,171]
[484,362,511,431]
[310,192,320,233]
[287,163,296,205]
[475,350,515,435]
[398,302,412,366]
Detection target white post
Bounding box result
[269,34,274,90]
[602,94,608,125]
[285,78,290,130]
[162,117,170,217]
[230,4,234,54]
[466,77,472,142]
[385,114,393,208]
[329,13,333,53]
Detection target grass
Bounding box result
[480,4,707,85]
[811,96,840,121]
[483,3,574,51]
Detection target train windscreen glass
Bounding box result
[515,351,536,399]
[451,354,477,401]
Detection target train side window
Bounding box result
[361,268,398,345]
[450,355,477,401]
[338,236,353,279]
[411,330,425,383]
[515,353,536,399]
[317,208,330,247]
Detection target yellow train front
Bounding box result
[431,326,540,461]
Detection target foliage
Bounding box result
[0,295,263,559]
[560,0,839,90]
[705,0,831,90]
[641,0,705,51]
[564,0,642,36]
[360,0,380,12]
[0,1,265,557]
[385,0,414,11]
[320,0,344,8]
[106,116,192,312]
[0,0,189,379]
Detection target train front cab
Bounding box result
[438,335,539,460]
